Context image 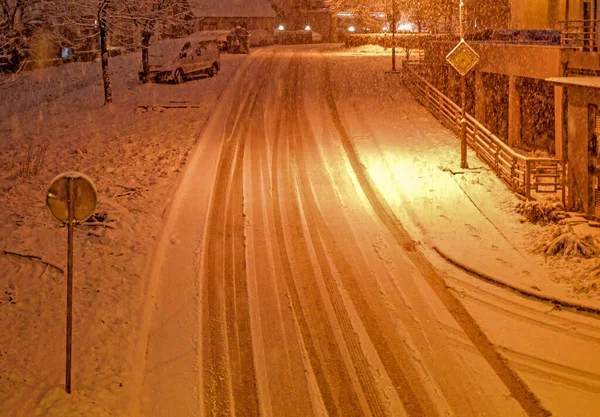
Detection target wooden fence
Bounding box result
[402,65,565,203]
[559,19,600,50]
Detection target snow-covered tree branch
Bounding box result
[0,0,45,71]
[49,0,122,104]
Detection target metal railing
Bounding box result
[559,19,600,49]
[403,65,565,202]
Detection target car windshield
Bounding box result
[178,41,192,58]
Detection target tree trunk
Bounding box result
[10,37,22,72]
[99,2,113,105]
[141,32,152,83]
[391,4,397,71]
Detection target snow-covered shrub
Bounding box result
[516,201,567,225]
[537,225,600,258]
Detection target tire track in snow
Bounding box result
[286,57,396,417]
[200,56,275,417]
[499,347,600,393]
[455,279,600,344]
[284,56,445,417]
[269,57,367,417]
[319,57,553,417]
[243,52,316,417]
[445,271,600,400]
[301,57,517,416]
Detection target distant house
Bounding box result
[189,0,277,33]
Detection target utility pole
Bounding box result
[446,2,479,169]
[459,1,468,169]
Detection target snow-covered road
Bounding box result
[136,45,600,417]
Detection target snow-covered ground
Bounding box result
[1,43,600,416]
[0,49,246,416]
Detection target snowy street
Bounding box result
[2,44,600,417]
[137,45,600,417]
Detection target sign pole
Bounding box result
[459,1,469,169]
[46,172,97,395]
[66,176,74,394]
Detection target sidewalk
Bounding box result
[341,86,600,314]
[361,137,600,312]
[426,165,600,314]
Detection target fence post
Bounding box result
[495,147,500,174]
[525,159,531,200]
[511,157,517,192]
[561,161,566,207]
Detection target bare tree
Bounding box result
[98,0,112,104]
[50,0,128,105]
[325,0,387,29]
[0,0,45,71]
[399,0,455,33]
[324,0,455,33]
[324,0,400,69]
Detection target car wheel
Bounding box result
[209,63,218,77]
[174,68,184,84]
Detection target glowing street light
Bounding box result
[305,25,311,31]
[278,25,285,31]
[348,26,355,32]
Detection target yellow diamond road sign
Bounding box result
[446,39,480,76]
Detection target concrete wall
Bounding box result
[567,89,592,211]
[509,0,569,29]
[473,43,562,78]
[425,42,562,79]
[563,50,600,72]
[565,85,600,213]
[466,0,511,29]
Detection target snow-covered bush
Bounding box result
[516,200,567,225]
[537,225,600,258]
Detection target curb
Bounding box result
[433,245,600,318]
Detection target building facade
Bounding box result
[424,0,600,215]
[189,0,277,32]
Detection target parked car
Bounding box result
[249,29,274,47]
[140,33,221,83]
